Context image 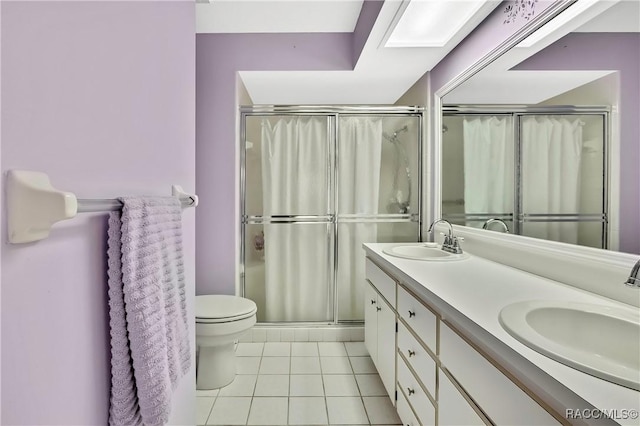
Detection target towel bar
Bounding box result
[6,170,198,244]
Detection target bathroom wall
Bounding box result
[196,33,353,296]
[1,2,195,424]
[515,32,640,254]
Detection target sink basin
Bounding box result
[382,244,469,261]
[499,300,640,390]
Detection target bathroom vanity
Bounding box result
[363,243,640,426]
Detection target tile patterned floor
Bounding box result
[197,342,401,426]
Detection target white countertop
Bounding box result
[364,243,640,425]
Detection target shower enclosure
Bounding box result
[241,106,422,324]
[441,106,609,249]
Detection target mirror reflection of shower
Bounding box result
[383,125,411,214]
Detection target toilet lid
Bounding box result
[196,295,257,321]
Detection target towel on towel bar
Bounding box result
[107,197,191,425]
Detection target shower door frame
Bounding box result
[240,105,424,325]
[442,105,610,248]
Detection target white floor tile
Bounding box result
[292,342,319,356]
[349,356,377,374]
[266,328,281,342]
[294,328,309,341]
[281,329,295,342]
[318,342,347,357]
[236,357,261,375]
[345,342,369,357]
[197,397,215,425]
[291,356,322,374]
[326,397,369,425]
[351,328,365,341]
[322,328,337,342]
[290,374,325,396]
[252,328,267,342]
[308,328,324,342]
[196,389,219,397]
[289,397,328,425]
[218,374,257,397]
[247,397,289,425]
[263,342,291,356]
[363,396,401,425]
[355,374,387,396]
[236,342,264,357]
[320,357,353,374]
[323,374,360,396]
[207,397,251,425]
[336,328,352,341]
[259,356,290,374]
[254,374,289,396]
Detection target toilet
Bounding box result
[196,295,257,390]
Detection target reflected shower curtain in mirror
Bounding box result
[521,116,583,243]
[463,117,513,226]
[337,117,382,321]
[261,117,331,321]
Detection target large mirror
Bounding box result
[439,0,639,254]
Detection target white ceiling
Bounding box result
[445,0,639,104]
[196,0,501,104]
[196,0,364,33]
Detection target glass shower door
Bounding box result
[243,115,334,322]
[335,115,421,322]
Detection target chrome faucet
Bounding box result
[428,219,463,254]
[482,218,510,233]
[624,259,640,288]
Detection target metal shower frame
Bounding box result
[239,105,424,325]
[442,105,610,248]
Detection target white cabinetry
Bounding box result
[364,254,561,425]
[438,369,486,425]
[364,259,397,401]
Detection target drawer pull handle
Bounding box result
[407,387,415,396]
[371,299,376,305]
[407,350,415,357]
[408,310,416,318]
[376,306,382,312]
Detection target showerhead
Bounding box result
[383,125,409,143]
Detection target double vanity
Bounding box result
[363,243,640,425]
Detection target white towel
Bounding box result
[107,197,191,425]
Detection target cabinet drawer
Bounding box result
[398,286,437,353]
[397,356,436,426]
[441,324,559,425]
[366,258,396,307]
[398,322,436,399]
[439,368,487,426]
[396,388,421,426]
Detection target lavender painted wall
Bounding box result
[1,2,195,423]
[352,0,383,65]
[196,33,353,296]
[430,0,555,90]
[515,33,640,254]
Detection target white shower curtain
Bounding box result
[463,117,513,227]
[521,116,583,243]
[337,117,383,321]
[261,117,331,322]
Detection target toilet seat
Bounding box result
[196,295,257,324]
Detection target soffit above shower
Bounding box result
[196,0,364,33]
[196,0,500,104]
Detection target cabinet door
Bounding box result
[364,281,378,361]
[439,369,487,426]
[377,295,397,401]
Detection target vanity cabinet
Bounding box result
[364,259,397,401]
[364,254,561,426]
